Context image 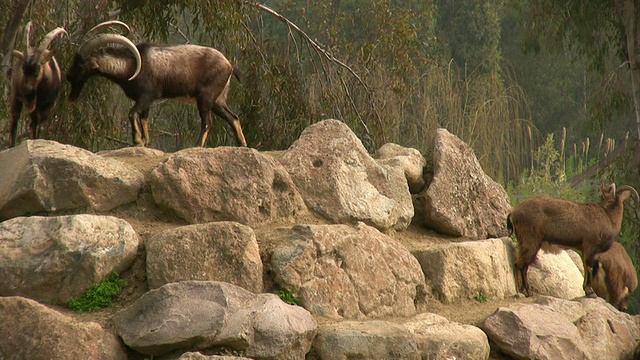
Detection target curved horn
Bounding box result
[617,185,640,203]
[23,21,32,55]
[35,27,67,62]
[79,34,142,80]
[84,20,130,39]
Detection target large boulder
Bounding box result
[149,147,306,226]
[483,296,640,360]
[146,222,263,292]
[0,140,144,221]
[402,313,490,360]
[113,281,317,358]
[527,250,585,300]
[276,119,413,231]
[484,301,588,360]
[0,214,139,304]
[268,222,427,319]
[0,296,127,359]
[412,238,517,304]
[415,129,511,239]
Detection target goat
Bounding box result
[591,241,638,311]
[8,21,67,147]
[507,184,639,298]
[66,21,246,148]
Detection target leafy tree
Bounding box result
[522,0,640,161]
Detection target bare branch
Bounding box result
[243,1,379,137]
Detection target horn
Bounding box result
[35,27,67,63]
[79,33,142,80]
[23,21,32,56]
[84,21,130,40]
[617,185,640,203]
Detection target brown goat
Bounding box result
[592,241,638,311]
[8,21,67,147]
[507,184,639,298]
[66,21,246,148]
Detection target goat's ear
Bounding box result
[607,184,616,196]
[40,49,55,64]
[12,50,24,60]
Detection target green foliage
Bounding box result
[475,291,488,303]
[508,133,586,205]
[277,287,302,306]
[67,272,128,313]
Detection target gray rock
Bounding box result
[0,296,127,359]
[113,281,317,358]
[403,313,490,360]
[149,147,306,226]
[311,320,420,360]
[0,139,144,221]
[0,214,139,304]
[483,301,589,360]
[412,238,517,303]
[277,119,413,231]
[527,250,585,299]
[146,221,263,292]
[268,222,426,319]
[416,128,511,239]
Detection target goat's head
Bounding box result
[600,183,639,208]
[13,21,67,112]
[67,21,141,101]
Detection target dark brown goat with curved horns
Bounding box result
[66,21,246,147]
[8,21,67,147]
[507,183,639,298]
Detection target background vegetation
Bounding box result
[2,0,639,312]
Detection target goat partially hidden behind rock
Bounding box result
[66,21,246,148]
[592,241,638,311]
[8,21,67,147]
[507,184,639,298]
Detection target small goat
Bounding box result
[66,21,246,147]
[8,21,67,147]
[592,241,638,311]
[507,184,639,298]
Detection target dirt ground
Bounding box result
[56,152,530,359]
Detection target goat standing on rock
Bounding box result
[507,184,639,298]
[8,21,67,147]
[66,21,246,148]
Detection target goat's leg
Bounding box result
[515,245,538,297]
[128,111,144,146]
[196,108,213,148]
[582,252,598,298]
[129,100,151,146]
[212,103,247,147]
[29,109,46,140]
[9,99,22,147]
[139,109,150,146]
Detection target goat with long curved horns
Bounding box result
[507,183,639,298]
[8,21,67,147]
[66,21,247,148]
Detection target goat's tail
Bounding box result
[506,214,514,237]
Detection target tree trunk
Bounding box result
[1,0,31,98]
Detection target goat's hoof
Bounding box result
[585,291,598,299]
